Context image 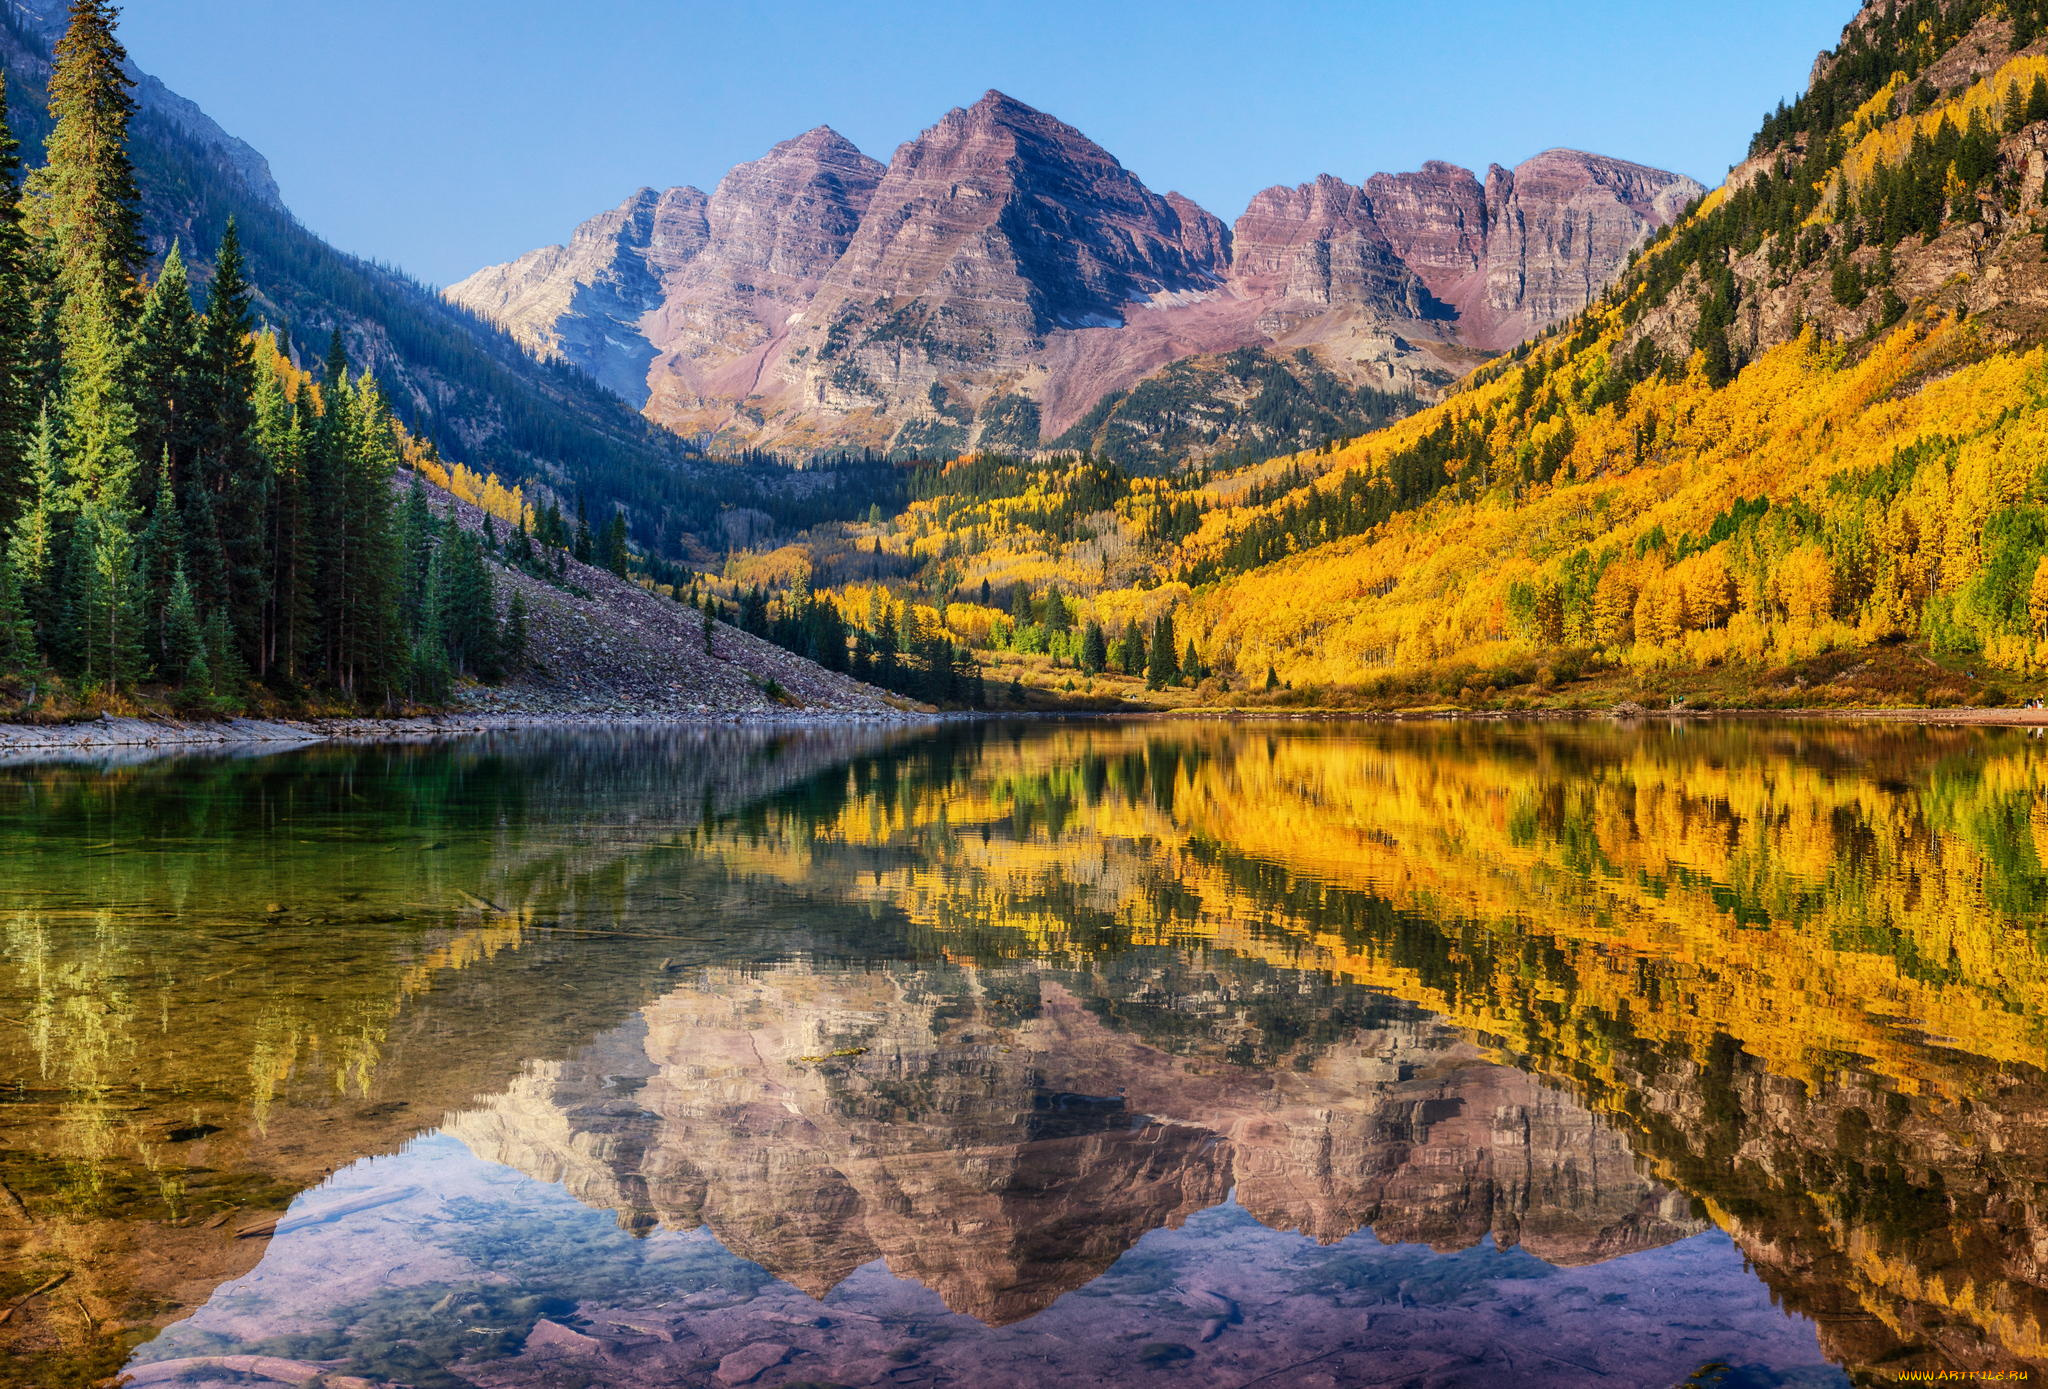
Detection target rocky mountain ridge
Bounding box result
[449,91,1703,458]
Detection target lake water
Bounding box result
[0,719,2042,1388]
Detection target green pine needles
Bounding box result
[0,2,523,712]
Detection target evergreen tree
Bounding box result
[503,589,528,670]
[254,361,311,682]
[62,501,144,687]
[35,0,144,334]
[1117,618,1144,676]
[135,452,183,663]
[37,4,144,655]
[397,472,436,628]
[599,509,629,576]
[201,605,245,694]
[0,553,35,677]
[0,76,37,533]
[132,243,199,512]
[338,370,402,696]
[1146,611,1179,690]
[408,537,451,704]
[573,495,593,563]
[196,218,265,668]
[159,564,205,687]
[9,406,65,644]
[436,526,501,680]
[1182,638,1201,683]
[306,335,352,682]
[1080,619,1107,674]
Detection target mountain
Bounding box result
[448,91,1701,460]
[447,966,1697,1326]
[764,0,2048,713]
[0,0,886,564]
[1165,0,2048,697]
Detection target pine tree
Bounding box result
[159,563,205,687]
[503,588,529,670]
[1118,618,1144,676]
[436,526,501,680]
[196,218,265,668]
[132,244,200,513]
[339,370,402,697]
[135,452,184,663]
[409,537,451,704]
[9,406,65,644]
[0,76,37,534]
[1080,619,1107,674]
[0,552,36,677]
[63,501,144,687]
[599,509,629,576]
[201,605,244,695]
[34,0,144,334]
[254,358,310,682]
[1145,611,1179,690]
[573,495,593,563]
[1182,638,1201,684]
[36,3,144,624]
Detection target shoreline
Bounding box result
[0,707,947,756]
[7,702,2048,757]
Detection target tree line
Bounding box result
[0,2,521,710]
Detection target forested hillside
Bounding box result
[0,0,897,569]
[716,0,2048,709]
[0,2,902,721]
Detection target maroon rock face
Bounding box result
[1481,149,1704,335]
[637,128,885,423]
[1364,161,1490,305]
[449,93,1702,453]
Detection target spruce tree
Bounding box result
[132,244,200,509]
[1080,620,1107,674]
[1146,611,1179,690]
[306,342,353,685]
[36,0,144,332]
[197,218,265,667]
[135,452,183,663]
[254,358,310,682]
[409,537,451,704]
[435,525,500,679]
[9,406,65,644]
[37,2,146,686]
[503,588,528,671]
[397,472,435,628]
[599,510,629,576]
[339,370,402,698]
[63,501,144,687]
[0,76,37,533]
[159,564,205,687]
[572,496,593,564]
[1118,618,1143,676]
[201,605,244,695]
[0,553,36,677]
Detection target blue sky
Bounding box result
[121,0,1857,287]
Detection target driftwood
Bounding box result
[234,1184,421,1240]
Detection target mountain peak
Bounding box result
[777,125,869,161]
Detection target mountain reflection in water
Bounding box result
[1,720,2043,1387]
